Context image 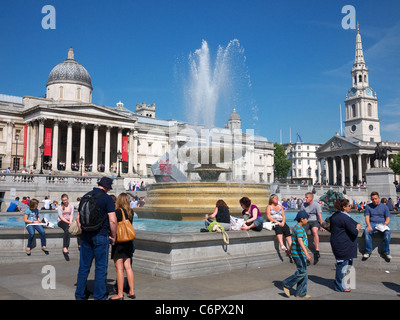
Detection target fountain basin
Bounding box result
[136,181,270,220]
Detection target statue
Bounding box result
[370,142,392,168]
[319,189,344,213]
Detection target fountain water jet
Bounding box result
[136,40,270,221]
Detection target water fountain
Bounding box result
[136,40,270,221]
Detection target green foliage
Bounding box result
[273,142,292,180]
[389,152,400,175]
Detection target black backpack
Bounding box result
[79,190,107,232]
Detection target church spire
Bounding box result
[354,22,365,65]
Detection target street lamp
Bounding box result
[39,144,45,174]
[79,156,84,176]
[14,133,19,173]
[308,166,312,185]
[117,151,122,178]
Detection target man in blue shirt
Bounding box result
[363,191,391,262]
[75,177,117,300]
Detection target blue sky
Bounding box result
[1,0,399,144]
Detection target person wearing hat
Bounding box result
[75,176,117,300]
[282,211,312,298]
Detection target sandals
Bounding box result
[281,245,288,251]
[26,249,31,256]
[42,248,49,255]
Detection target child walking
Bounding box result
[282,211,312,298]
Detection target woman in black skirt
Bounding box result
[109,193,136,300]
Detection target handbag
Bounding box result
[69,219,81,236]
[115,208,136,243]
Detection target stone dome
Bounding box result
[46,47,92,89]
[228,108,241,121]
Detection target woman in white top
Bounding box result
[57,194,74,260]
[266,194,292,253]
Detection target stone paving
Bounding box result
[0,248,399,301]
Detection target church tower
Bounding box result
[344,25,381,142]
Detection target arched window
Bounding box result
[77,87,81,100]
[368,103,372,117]
[358,75,362,83]
[354,76,357,84]
[364,75,367,82]
[352,104,356,117]
[59,86,64,99]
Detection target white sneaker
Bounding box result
[384,254,392,262]
[363,253,371,259]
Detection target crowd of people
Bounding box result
[6,177,396,299]
[204,190,393,298]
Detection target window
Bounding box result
[59,86,64,99]
[298,169,302,176]
[368,103,372,117]
[352,104,356,117]
[77,87,81,100]
[298,159,301,165]
[359,75,362,83]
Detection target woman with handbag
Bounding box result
[109,193,136,300]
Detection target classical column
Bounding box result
[128,129,134,175]
[36,118,45,168]
[51,120,59,170]
[104,126,111,173]
[325,157,330,185]
[25,122,31,169]
[31,121,38,169]
[357,154,362,184]
[332,157,337,185]
[349,155,353,186]
[65,121,73,171]
[317,159,321,183]
[117,128,122,154]
[340,156,345,186]
[366,154,370,170]
[5,121,14,169]
[133,130,138,175]
[92,124,99,173]
[80,122,86,162]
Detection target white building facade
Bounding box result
[0,48,274,183]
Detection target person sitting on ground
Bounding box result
[266,194,292,253]
[240,197,263,231]
[204,199,231,231]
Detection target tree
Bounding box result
[273,142,292,181]
[389,152,400,175]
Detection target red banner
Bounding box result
[23,124,27,166]
[44,128,52,156]
[122,136,128,161]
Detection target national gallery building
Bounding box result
[0,48,275,183]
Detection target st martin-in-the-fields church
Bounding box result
[316,26,400,186]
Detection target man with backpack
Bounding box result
[75,177,117,300]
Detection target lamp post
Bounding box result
[117,151,122,178]
[79,156,84,176]
[308,166,312,185]
[14,133,19,173]
[39,144,45,174]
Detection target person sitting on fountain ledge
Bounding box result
[204,200,231,231]
[240,197,263,231]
